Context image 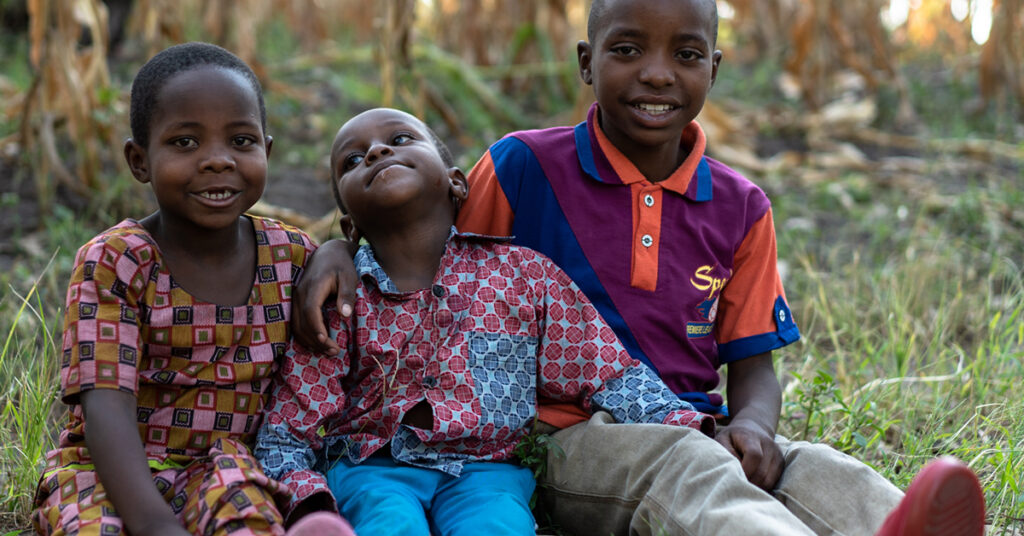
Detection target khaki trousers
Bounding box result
[537,412,903,536]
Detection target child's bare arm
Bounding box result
[81,389,190,536]
[716,352,784,491]
[292,239,360,355]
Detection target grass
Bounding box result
[1,261,61,532]
[2,38,1023,536]
[768,143,1023,531]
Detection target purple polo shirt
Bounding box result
[458,103,800,421]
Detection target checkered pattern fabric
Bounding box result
[34,438,288,535]
[34,216,314,534]
[255,230,713,515]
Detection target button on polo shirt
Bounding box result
[593,120,708,292]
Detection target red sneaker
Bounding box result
[876,457,985,536]
[286,511,356,536]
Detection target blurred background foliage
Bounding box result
[0,0,1021,231]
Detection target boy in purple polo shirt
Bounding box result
[293,1,986,535]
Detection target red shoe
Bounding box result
[876,457,985,536]
[286,511,356,536]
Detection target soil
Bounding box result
[262,164,338,219]
[0,155,54,274]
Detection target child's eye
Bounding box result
[344,153,364,169]
[610,45,641,56]
[677,49,703,61]
[171,137,198,149]
[392,133,413,145]
[232,136,256,147]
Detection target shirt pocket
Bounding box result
[466,331,538,433]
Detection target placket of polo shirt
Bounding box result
[630,183,663,291]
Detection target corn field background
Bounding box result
[1,0,1023,533]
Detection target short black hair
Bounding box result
[587,0,719,46]
[330,122,456,213]
[129,42,266,148]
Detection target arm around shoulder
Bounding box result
[291,238,360,355]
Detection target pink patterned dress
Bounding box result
[34,216,315,536]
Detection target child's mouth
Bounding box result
[198,190,236,201]
[634,103,676,115]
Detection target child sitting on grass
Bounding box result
[253,107,715,536]
[32,42,351,536]
[293,0,987,534]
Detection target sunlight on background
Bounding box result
[719,1,735,20]
[969,0,993,44]
[951,0,970,21]
[882,0,911,29]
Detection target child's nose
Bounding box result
[365,143,393,163]
[639,56,675,88]
[200,144,236,172]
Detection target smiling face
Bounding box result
[126,66,271,234]
[579,0,721,168]
[330,108,466,239]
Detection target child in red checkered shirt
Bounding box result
[255,107,713,535]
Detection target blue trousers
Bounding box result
[325,457,536,536]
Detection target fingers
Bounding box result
[738,433,783,491]
[304,281,340,356]
[334,272,355,319]
[756,442,784,491]
[715,431,740,460]
[717,427,784,491]
[734,433,764,485]
[292,275,339,355]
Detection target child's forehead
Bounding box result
[154,67,261,119]
[334,109,426,147]
[158,66,258,106]
[592,0,716,40]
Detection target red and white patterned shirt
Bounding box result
[255,230,713,513]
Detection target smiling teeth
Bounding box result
[636,103,673,114]
[200,191,233,200]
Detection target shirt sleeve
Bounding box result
[716,208,800,362]
[61,236,147,405]
[533,257,714,435]
[254,310,350,516]
[456,150,516,236]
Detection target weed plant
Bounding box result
[1,260,61,532]
[772,162,1023,532]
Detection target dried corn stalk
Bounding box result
[979,0,1024,114]
[23,0,116,208]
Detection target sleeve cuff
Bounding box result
[280,470,336,517]
[718,297,800,363]
[663,410,716,437]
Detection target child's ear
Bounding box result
[339,214,362,243]
[577,41,594,85]
[264,135,274,159]
[709,50,723,89]
[447,167,468,204]
[124,139,150,184]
